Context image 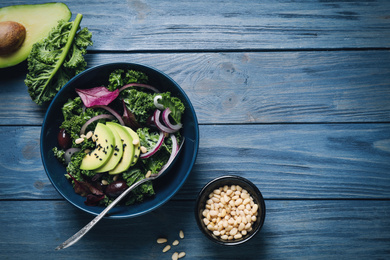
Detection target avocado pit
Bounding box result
[0,21,26,55]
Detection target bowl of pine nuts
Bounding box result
[194,175,265,245]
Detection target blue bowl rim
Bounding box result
[41,62,199,219]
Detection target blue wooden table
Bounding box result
[1,0,390,259]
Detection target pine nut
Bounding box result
[132,139,139,146]
[75,138,84,144]
[140,146,148,153]
[163,245,171,252]
[86,131,93,139]
[178,252,186,258]
[172,240,179,246]
[172,252,179,260]
[234,233,242,239]
[230,228,238,236]
[157,238,168,244]
[179,230,184,239]
[101,179,108,185]
[145,170,152,178]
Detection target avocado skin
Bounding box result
[0,3,71,68]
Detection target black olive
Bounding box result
[105,180,129,198]
[57,128,71,150]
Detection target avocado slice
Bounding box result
[0,3,71,68]
[125,126,141,166]
[107,122,135,175]
[94,123,124,173]
[80,123,115,170]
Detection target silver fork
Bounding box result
[55,138,185,250]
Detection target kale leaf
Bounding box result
[108,69,148,91]
[25,14,93,105]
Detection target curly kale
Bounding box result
[108,69,148,91]
[25,14,93,105]
[122,168,155,205]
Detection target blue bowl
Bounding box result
[41,62,199,218]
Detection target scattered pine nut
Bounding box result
[172,239,179,246]
[145,170,152,178]
[178,252,186,258]
[101,180,108,185]
[172,252,179,260]
[157,238,167,244]
[162,245,171,253]
[179,230,184,239]
[80,134,86,139]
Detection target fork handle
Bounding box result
[55,177,151,250]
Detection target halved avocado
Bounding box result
[95,123,124,173]
[80,123,115,171]
[107,122,135,175]
[0,3,71,68]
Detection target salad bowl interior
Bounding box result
[41,62,199,218]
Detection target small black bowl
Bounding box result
[194,175,266,245]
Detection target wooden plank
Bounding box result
[1,124,389,200]
[0,200,389,259]
[1,0,390,50]
[1,51,390,125]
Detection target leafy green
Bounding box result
[122,89,156,124]
[156,92,185,124]
[25,14,93,105]
[122,168,155,205]
[122,89,185,125]
[52,147,65,164]
[60,97,116,144]
[108,69,148,91]
[137,127,177,173]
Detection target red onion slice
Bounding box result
[92,105,125,126]
[162,108,182,132]
[119,83,160,93]
[140,131,165,159]
[64,148,81,164]
[155,135,184,176]
[154,109,176,134]
[80,114,115,135]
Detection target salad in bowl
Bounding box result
[41,63,199,218]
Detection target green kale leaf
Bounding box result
[122,168,155,205]
[156,92,185,124]
[122,89,156,124]
[25,14,93,105]
[108,69,148,91]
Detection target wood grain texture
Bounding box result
[1,51,389,125]
[1,124,389,200]
[1,0,390,50]
[0,200,389,259]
